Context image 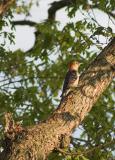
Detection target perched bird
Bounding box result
[61,61,81,98]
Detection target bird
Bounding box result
[61,60,81,98]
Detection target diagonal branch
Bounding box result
[107,11,115,19]
[0,38,115,160]
[58,140,115,157]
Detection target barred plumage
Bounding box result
[61,61,80,97]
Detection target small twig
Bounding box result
[57,140,115,157]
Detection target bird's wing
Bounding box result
[61,71,71,94]
[61,70,79,97]
[67,70,78,86]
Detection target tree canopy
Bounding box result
[0,0,115,160]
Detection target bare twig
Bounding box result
[58,140,115,157]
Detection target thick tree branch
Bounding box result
[0,38,115,160]
[11,20,41,52]
[0,0,15,16]
[48,0,115,20]
[12,20,37,27]
[48,0,74,20]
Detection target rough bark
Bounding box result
[0,38,115,160]
[0,0,15,16]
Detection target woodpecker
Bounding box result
[61,61,80,98]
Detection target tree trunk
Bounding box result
[0,38,115,160]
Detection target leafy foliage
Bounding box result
[0,0,115,159]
